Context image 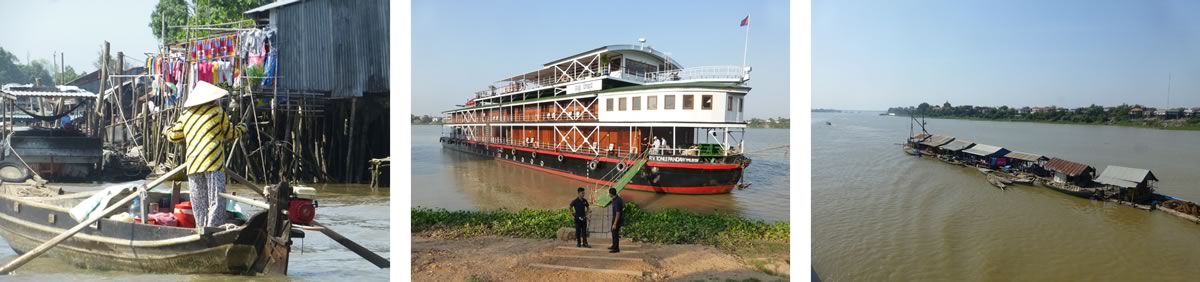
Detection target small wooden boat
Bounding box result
[1037,179,1100,199]
[987,175,1007,190]
[0,181,298,274]
[937,155,962,166]
[902,145,919,156]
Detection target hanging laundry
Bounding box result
[262,49,278,87]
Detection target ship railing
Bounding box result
[649,145,740,157]
[449,114,598,123]
[617,65,746,85]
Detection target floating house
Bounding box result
[916,135,955,151]
[1004,151,1048,172]
[1095,165,1158,202]
[1043,158,1096,186]
[936,139,975,158]
[961,143,1010,168]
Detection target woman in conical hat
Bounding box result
[165,81,246,230]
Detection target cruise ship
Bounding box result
[439,43,753,194]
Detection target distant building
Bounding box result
[1018,107,1031,115]
[1031,107,1046,114]
[1129,107,1144,118]
[1154,109,1167,118]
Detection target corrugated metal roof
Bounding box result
[1,84,97,99]
[962,144,1008,157]
[1095,166,1157,188]
[272,0,389,97]
[938,139,975,151]
[919,135,955,147]
[244,0,301,14]
[1005,151,1047,162]
[1044,158,1094,177]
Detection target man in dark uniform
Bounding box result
[569,187,591,248]
[608,188,624,253]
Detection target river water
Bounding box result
[0,183,390,281]
[411,125,791,222]
[813,112,1200,281]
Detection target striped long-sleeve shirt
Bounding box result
[165,103,245,175]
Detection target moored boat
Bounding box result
[440,44,753,194]
[0,181,296,274]
[1037,179,1101,199]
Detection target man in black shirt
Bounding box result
[608,187,624,253]
[569,187,591,248]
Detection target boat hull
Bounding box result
[440,138,744,194]
[1037,180,1098,199]
[0,193,264,274]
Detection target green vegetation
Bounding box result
[888,102,1200,130]
[747,117,790,129]
[0,47,63,85]
[411,114,442,125]
[411,202,789,248]
[150,0,270,43]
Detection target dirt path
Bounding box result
[411,234,788,281]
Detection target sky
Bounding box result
[412,0,790,118]
[814,0,1200,111]
[0,0,162,74]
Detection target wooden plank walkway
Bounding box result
[528,263,643,276]
[555,246,641,254]
[546,254,643,262]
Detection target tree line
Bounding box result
[0,47,84,86]
[888,102,1200,125]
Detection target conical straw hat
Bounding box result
[184,81,229,108]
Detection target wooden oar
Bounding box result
[0,165,185,275]
[225,169,265,197]
[218,190,390,269]
[310,221,390,269]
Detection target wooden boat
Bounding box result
[902,144,920,156]
[1158,200,1200,224]
[1037,179,1100,199]
[992,171,1034,185]
[0,182,297,274]
[987,175,1007,190]
[937,155,962,166]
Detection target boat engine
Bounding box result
[288,186,317,225]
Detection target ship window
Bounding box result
[683,95,695,110]
[619,97,627,111]
[607,98,613,111]
[648,96,657,110]
[632,96,641,111]
[702,95,713,110]
[739,97,744,112]
[728,96,734,111]
[665,95,676,109]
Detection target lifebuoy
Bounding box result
[587,160,598,170]
[0,161,29,183]
[532,151,537,158]
[616,162,627,172]
[558,155,564,162]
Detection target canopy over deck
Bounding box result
[0,84,97,100]
[938,139,975,151]
[962,144,1009,157]
[918,135,955,147]
[1005,151,1048,162]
